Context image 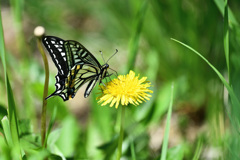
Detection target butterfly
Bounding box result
[42,36,117,101]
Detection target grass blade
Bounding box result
[160,83,174,160]
[1,116,13,147]
[9,0,27,56]
[0,4,21,159]
[171,38,240,133]
[192,138,203,160]
[223,0,229,83]
[6,76,21,151]
[130,139,136,160]
[213,0,238,27]
[0,3,7,72]
[127,0,148,71]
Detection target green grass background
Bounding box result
[1,0,240,159]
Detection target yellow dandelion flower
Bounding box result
[97,70,153,109]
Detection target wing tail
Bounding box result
[45,73,68,101]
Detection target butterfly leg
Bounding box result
[99,80,111,94]
[109,68,118,78]
[100,80,107,88]
[106,72,120,85]
[105,73,113,82]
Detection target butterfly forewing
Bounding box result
[42,36,69,76]
[64,40,102,67]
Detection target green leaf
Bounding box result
[6,76,21,157]
[166,144,186,160]
[153,82,173,122]
[97,135,119,160]
[0,104,7,132]
[91,92,113,141]
[0,135,11,160]
[27,149,50,160]
[44,106,57,147]
[19,119,32,136]
[20,134,41,152]
[55,116,80,157]
[1,116,13,147]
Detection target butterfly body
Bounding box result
[42,36,111,101]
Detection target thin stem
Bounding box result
[37,36,49,148]
[130,139,136,160]
[116,106,125,160]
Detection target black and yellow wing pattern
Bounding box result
[42,36,110,101]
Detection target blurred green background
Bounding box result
[1,0,240,159]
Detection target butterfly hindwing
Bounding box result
[73,64,100,98]
[53,64,100,101]
[45,73,68,101]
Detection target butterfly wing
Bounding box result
[45,73,68,100]
[50,63,101,101]
[64,40,102,68]
[68,63,101,99]
[43,36,104,101]
[42,36,69,76]
[64,40,104,99]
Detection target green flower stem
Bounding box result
[37,36,49,148]
[117,105,125,160]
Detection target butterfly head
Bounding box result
[102,63,109,69]
[100,63,109,80]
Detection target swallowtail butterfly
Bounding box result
[42,36,117,101]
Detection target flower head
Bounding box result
[97,70,153,109]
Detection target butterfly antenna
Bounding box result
[99,50,106,64]
[106,49,118,64]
